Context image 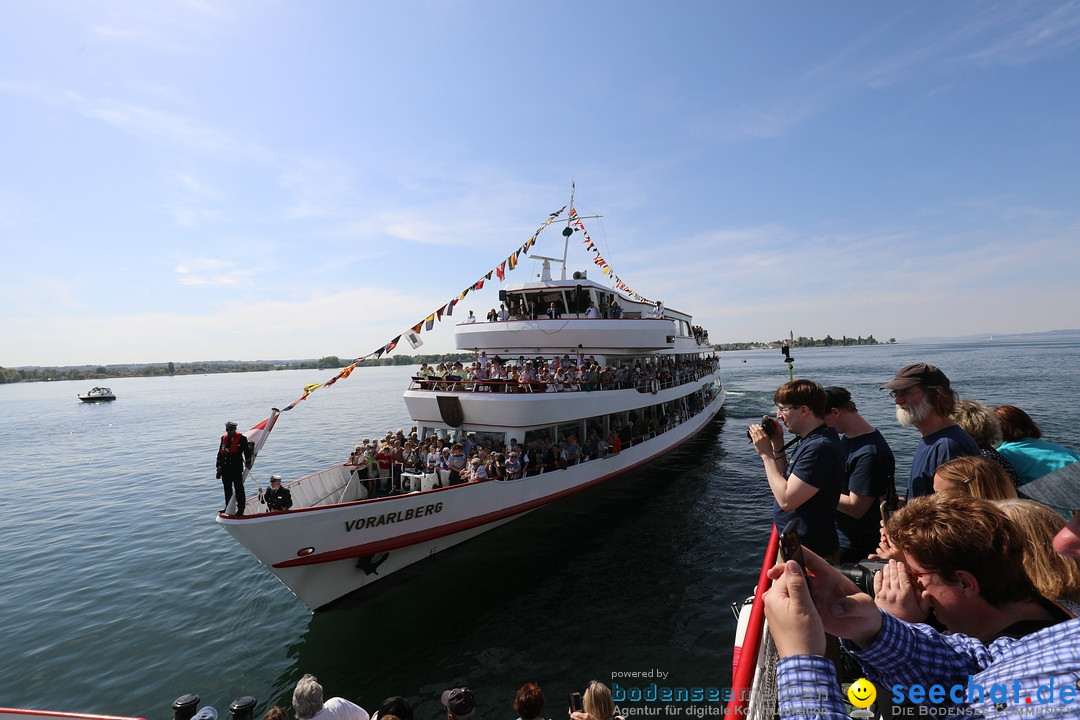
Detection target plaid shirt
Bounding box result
[777,611,1080,720]
[777,655,849,720]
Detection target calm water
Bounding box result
[3,337,1079,719]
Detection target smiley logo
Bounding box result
[847,678,876,709]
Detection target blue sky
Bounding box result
[3,1,1079,367]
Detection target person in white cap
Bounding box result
[264,474,292,512]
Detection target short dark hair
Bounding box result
[375,696,413,720]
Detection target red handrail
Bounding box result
[727,523,779,716]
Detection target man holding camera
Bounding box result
[749,379,844,557]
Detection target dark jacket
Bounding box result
[217,432,253,472]
[265,484,293,512]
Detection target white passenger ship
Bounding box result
[217,206,726,610]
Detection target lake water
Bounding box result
[3,336,1079,719]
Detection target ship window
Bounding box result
[469,430,506,453]
[420,427,464,444]
[556,421,584,444]
[537,291,567,315]
[523,427,554,446]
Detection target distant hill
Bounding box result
[900,329,1080,344]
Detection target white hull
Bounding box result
[218,387,723,609]
[78,386,116,402]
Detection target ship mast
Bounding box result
[529,181,601,281]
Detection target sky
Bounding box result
[2,1,1079,367]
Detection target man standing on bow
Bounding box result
[216,420,253,515]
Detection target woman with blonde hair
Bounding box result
[952,399,1020,486]
[570,681,618,720]
[932,455,1017,500]
[996,498,1080,615]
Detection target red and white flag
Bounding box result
[244,408,281,477]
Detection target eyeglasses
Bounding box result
[776,405,803,414]
[889,387,922,400]
[906,568,939,587]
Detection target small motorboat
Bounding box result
[78,387,116,403]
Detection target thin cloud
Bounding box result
[174,259,253,287]
[963,1,1080,66]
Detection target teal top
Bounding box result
[997,437,1080,485]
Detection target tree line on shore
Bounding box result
[0,353,476,384]
[2,334,890,384]
[717,334,893,351]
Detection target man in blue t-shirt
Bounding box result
[823,386,896,562]
[750,379,844,557]
[880,363,979,499]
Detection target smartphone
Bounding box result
[569,693,583,714]
[778,519,806,573]
[876,496,902,524]
[880,499,894,523]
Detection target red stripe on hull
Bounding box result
[272,413,714,569]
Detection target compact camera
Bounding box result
[746,415,780,440]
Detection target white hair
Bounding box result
[292,674,324,720]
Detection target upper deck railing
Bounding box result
[407,361,719,395]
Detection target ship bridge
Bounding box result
[455,274,708,358]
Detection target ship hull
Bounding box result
[217,387,723,609]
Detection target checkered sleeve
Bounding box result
[777,655,850,720]
[845,609,994,691]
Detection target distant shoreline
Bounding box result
[4,329,1077,384]
[0,353,473,385]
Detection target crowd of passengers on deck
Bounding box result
[477,298,711,345]
[338,384,716,497]
[412,353,719,394]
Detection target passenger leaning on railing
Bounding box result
[447,444,468,485]
[487,453,506,480]
[505,452,522,479]
[402,442,422,473]
[375,442,393,491]
[463,457,487,482]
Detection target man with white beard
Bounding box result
[880,363,978,499]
